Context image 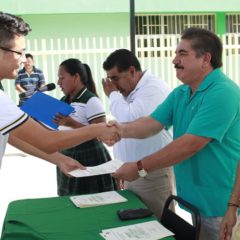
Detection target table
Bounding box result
[1,190,174,240]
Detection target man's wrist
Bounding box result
[230,193,240,205]
[228,202,239,209]
[136,160,148,177]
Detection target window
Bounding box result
[226,14,240,54]
[135,14,215,35]
[136,14,216,57]
[226,14,240,33]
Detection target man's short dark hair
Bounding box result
[103,49,142,72]
[181,27,222,69]
[0,12,31,48]
[25,53,33,60]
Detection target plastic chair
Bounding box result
[160,195,201,240]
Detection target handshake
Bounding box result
[53,113,124,146]
[97,120,122,146]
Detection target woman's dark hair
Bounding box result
[60,58,97,95]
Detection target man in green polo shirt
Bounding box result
[111,28,240,240]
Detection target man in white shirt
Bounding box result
[102,49,174,219]
[0,12,118,175]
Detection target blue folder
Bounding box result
[20,92,74,129]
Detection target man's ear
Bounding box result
[128,66,136,76]
[203,52,212,67]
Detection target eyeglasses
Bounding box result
[0,47,25,58]
[109,70,129,82]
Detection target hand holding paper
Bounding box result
[68,159,124,177]
[58,156,86,176]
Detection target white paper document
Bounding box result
[68,159,124,177]
[70,191,127,208]
[100,220,174,240]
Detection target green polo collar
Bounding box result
[181,68,222,93]
[197,68,222,92]
[180,68,222,103]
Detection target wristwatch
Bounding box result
[136,160,148,177]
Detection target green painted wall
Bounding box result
[0,0,129,14]
[216,12,226,36]
[1,0,240,14]
[136,0,240,13]
[23,13,129,40]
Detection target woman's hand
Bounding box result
[53,113,83,128]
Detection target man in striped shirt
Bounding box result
[15,53,46,105]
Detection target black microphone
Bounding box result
[19,83,56,98]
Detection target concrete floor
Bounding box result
[0,144,57,232]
